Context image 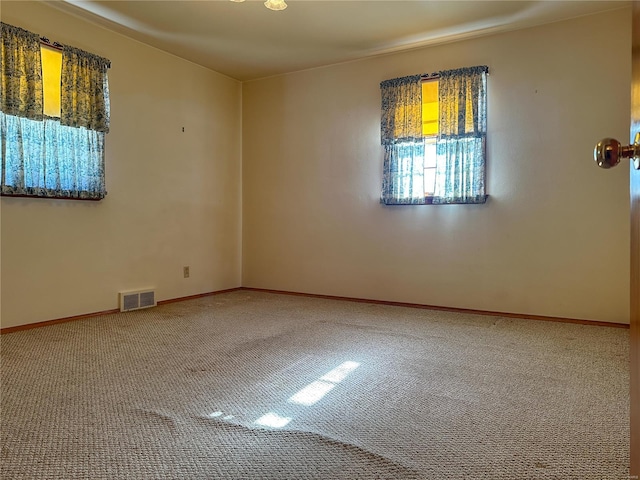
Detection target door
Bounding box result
[631,2,639,475]
[596,3,639,474]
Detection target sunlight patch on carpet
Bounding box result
[289,360,361,407]
[254,412,292,428]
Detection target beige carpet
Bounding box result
[0,291,629,479]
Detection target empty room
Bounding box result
[1,0,638,478]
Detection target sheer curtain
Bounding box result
[433,65,488,204]
[1,22,110,199]
[380,74,427,205]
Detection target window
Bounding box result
[1,22,111,200]
[380,66,488,205]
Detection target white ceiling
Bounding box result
[48,0,628,81]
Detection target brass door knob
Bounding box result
[594,132,640,169]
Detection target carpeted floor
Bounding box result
[0,291,630,479]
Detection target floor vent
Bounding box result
[119,289,157,312]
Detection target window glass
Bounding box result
[41,45,62,118]
[421,80,438,137]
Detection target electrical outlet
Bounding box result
[183,266,190,278]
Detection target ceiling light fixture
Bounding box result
[229,0,287,11]
[264,0,287,11]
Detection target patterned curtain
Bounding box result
[0,22,43,120]
[0,22,110,199]
[433,66,488,204]
[380,74,427,205]
[61,45,110,133]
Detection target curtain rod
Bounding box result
[420,67,490,80]
[40,37,63,51]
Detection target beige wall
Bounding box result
[0,2,243,328]
[0,5,631,328]
[242,8,632,324]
